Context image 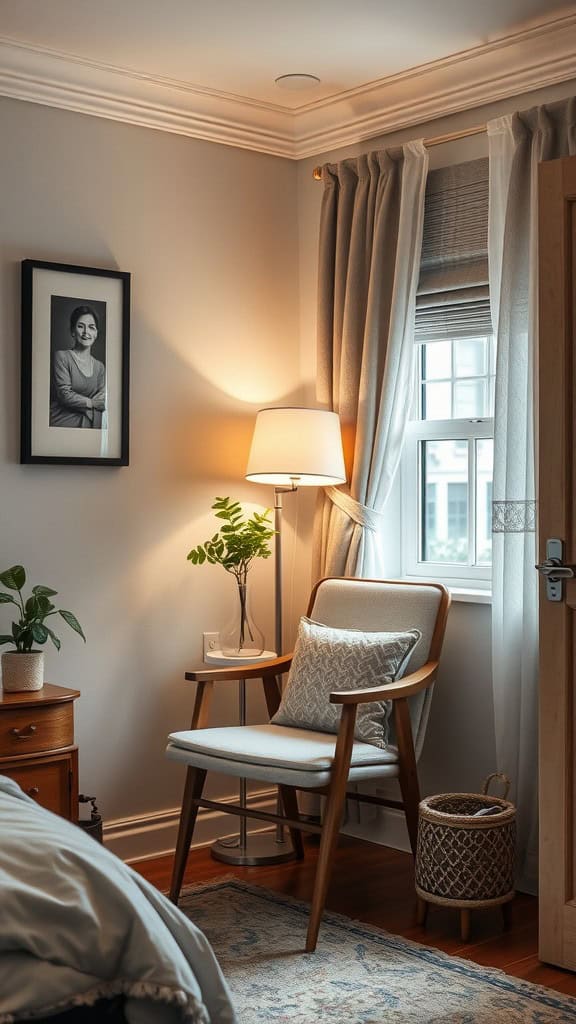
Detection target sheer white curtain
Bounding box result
[488,98,576,893]
[313,142,428,579]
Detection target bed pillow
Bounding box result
[270,616,421,749]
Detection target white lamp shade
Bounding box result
[245,407,346,486]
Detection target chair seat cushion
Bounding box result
[166,724,399,788]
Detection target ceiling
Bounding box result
[0,0,575,156]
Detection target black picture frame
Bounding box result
[20,259,130,466]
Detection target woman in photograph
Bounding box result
[50,305,106,428]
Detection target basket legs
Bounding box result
[415,887,514,941]
[502,901,512,930]
[417,897,472,940]
[416,897,428,926]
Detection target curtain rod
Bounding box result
[312,124,487,179]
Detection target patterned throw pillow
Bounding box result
[271,617,422,749]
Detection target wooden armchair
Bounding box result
[166,577,451,952]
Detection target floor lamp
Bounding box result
[209,407,346,867]
[246,406,347,657]
[245,406,347,855]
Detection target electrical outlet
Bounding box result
[202,632,219,660]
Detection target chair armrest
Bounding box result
[329,661,438,705]
[185,653,293,683]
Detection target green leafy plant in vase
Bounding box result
[0,565,85,692]
[187,497,274,657]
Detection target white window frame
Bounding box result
[401,341,494,590]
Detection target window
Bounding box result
[402,336,494,587]
[401,157,493,590]
[425,482,437,543]
[447,481,467,542]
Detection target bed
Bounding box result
[0,776,237,1024]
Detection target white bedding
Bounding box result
[0,777,237,1024]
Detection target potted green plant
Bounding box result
[0,565,85,692]
[187,497,274,656]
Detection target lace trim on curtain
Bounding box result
[492,500,536,533]
[325,486,385,532]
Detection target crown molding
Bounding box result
[0,36,296,157]
[1,13,576,161]
[294,12,576,157]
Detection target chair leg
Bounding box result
[306,705,357,953]
[279,784,305,859]
[169,766,207,903]
[394,697,420,857]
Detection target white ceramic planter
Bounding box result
[1,651,44,692]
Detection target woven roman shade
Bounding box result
[415,157,492,342]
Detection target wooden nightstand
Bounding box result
[0,684,80,821]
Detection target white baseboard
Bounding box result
[342,806,411,854]
[104,788,277,863]
[106,791,410,864]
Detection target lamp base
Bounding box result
[211,829,296,866]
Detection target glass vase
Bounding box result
[220,580,264,658]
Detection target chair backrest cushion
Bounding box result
[271,616,421,748]
[309,579,442,672]
[307,579,444,758]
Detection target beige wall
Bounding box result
[0,96,304,847]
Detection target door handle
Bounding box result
[536,540,576,601]
[535,559,576,580]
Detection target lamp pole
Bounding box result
[274,480,298,657]
[273,481,298,846]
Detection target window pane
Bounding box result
[454,338,487,377]
[423,341,451,380]
[453,379,487,418]
[476,438,494,565]
[416,336,496,424]
[489,335,497,375]
[425,483,437,542]
[422,381,451,420]
[422,440,468,563]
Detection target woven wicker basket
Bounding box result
[415,773,516,911]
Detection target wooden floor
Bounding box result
[133,832,576,998]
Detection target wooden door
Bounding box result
[539,154,576,969]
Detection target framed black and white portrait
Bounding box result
[20,259,130,466]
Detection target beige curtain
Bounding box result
[488,97,576,894]
[313,142,428,580]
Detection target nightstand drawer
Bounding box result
[0,703,74,757]
[2,757,73,817]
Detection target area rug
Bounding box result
[179,879,576,1023]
